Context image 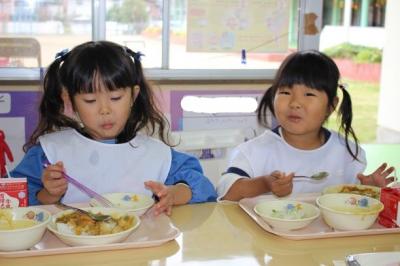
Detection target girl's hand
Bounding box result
[264,171,293,197]
[357,163,396,187]
[144,181,175,216]
[41,161,68,202]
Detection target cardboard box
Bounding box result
[378,187,400,228]
[0,178,28,208]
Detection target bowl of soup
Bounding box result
[47,207,140,246]
[0,207,51,251]
[254,200,320,231]
[316,193,384,231]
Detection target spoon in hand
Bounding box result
[293,171,329,181]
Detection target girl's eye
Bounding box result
[110,90,125,101]
[305,92,316,97]
[278,90,290,95]
[111,96,122,101]
[83,99,96,103]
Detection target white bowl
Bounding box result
[90,193,154,216]
[323,184,381,199]
[316,193,384,231]
[47,207,140,246]
[254,200,320,231]
[0,207,51,251]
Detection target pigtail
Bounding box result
[257,86,276,128]
[122,47,171,145]
[24,52,80,151]
[338,84,360,160]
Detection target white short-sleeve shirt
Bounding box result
[217,128,366,199]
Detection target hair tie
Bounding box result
[133,51,144,62]
[339,83,348,90]
[55,48,69,60]
[124,47,144,62]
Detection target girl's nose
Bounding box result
[289,97,302,109]
[99,102,111,115]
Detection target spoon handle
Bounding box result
[56,202,90,217]
[293,175,311,178]
[43,160,114,207]
[56,202,111,222]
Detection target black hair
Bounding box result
[257,50,360,160]
[25,41,169,150]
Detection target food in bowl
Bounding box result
[323,184,380,199]
[316,193,384,231]
[0,207,51,251]
[55,210,136,236]
[0,209,38,230]
[254,200,320,231]
[47,207,140,246]
[90,193,154,215]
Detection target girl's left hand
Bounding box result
[357,163,396,187]
[144,181,174,216]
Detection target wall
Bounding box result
[377,0,400,143]
[0,81,270,173]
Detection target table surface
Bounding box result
[1,202,400,266]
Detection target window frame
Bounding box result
[0,0,322,82]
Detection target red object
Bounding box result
[378,187,400,228]
[0,178,28,207]
[0,129,14,178]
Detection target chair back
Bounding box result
[0,37,41,67]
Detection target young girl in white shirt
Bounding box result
[217,50,395,201]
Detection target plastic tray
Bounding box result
[0,204,180,258]
[239,193,400,240]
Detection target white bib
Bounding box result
[39,129,171,203]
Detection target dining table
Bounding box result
[1,201,400,266]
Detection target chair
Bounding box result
[0,37,41,67]
[171,129,247,186]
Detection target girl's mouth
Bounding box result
[288,115,301,122]
[101,123,114,129]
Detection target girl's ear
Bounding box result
[132,85,140,102]
[61,89,74,117]
[327,96,339,116]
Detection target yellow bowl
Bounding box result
[0,207,51,251]
[322,184,381,199]
[316,193,384,231]
[254,200,320,231]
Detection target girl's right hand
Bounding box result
[42,161,68,200]
[265,171,293,197]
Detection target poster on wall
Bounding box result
[187,0,290,52]
[0,91,41,169]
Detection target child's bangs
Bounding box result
[69,68,134,95]
[68,46,136,94]
[276,52,338,93]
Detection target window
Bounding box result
[0,0,317,81]
[351,0,386,27]
[0,0,92,68]
[323,0,345,26]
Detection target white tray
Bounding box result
[0,204,181,258]
[239,193,400,240]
